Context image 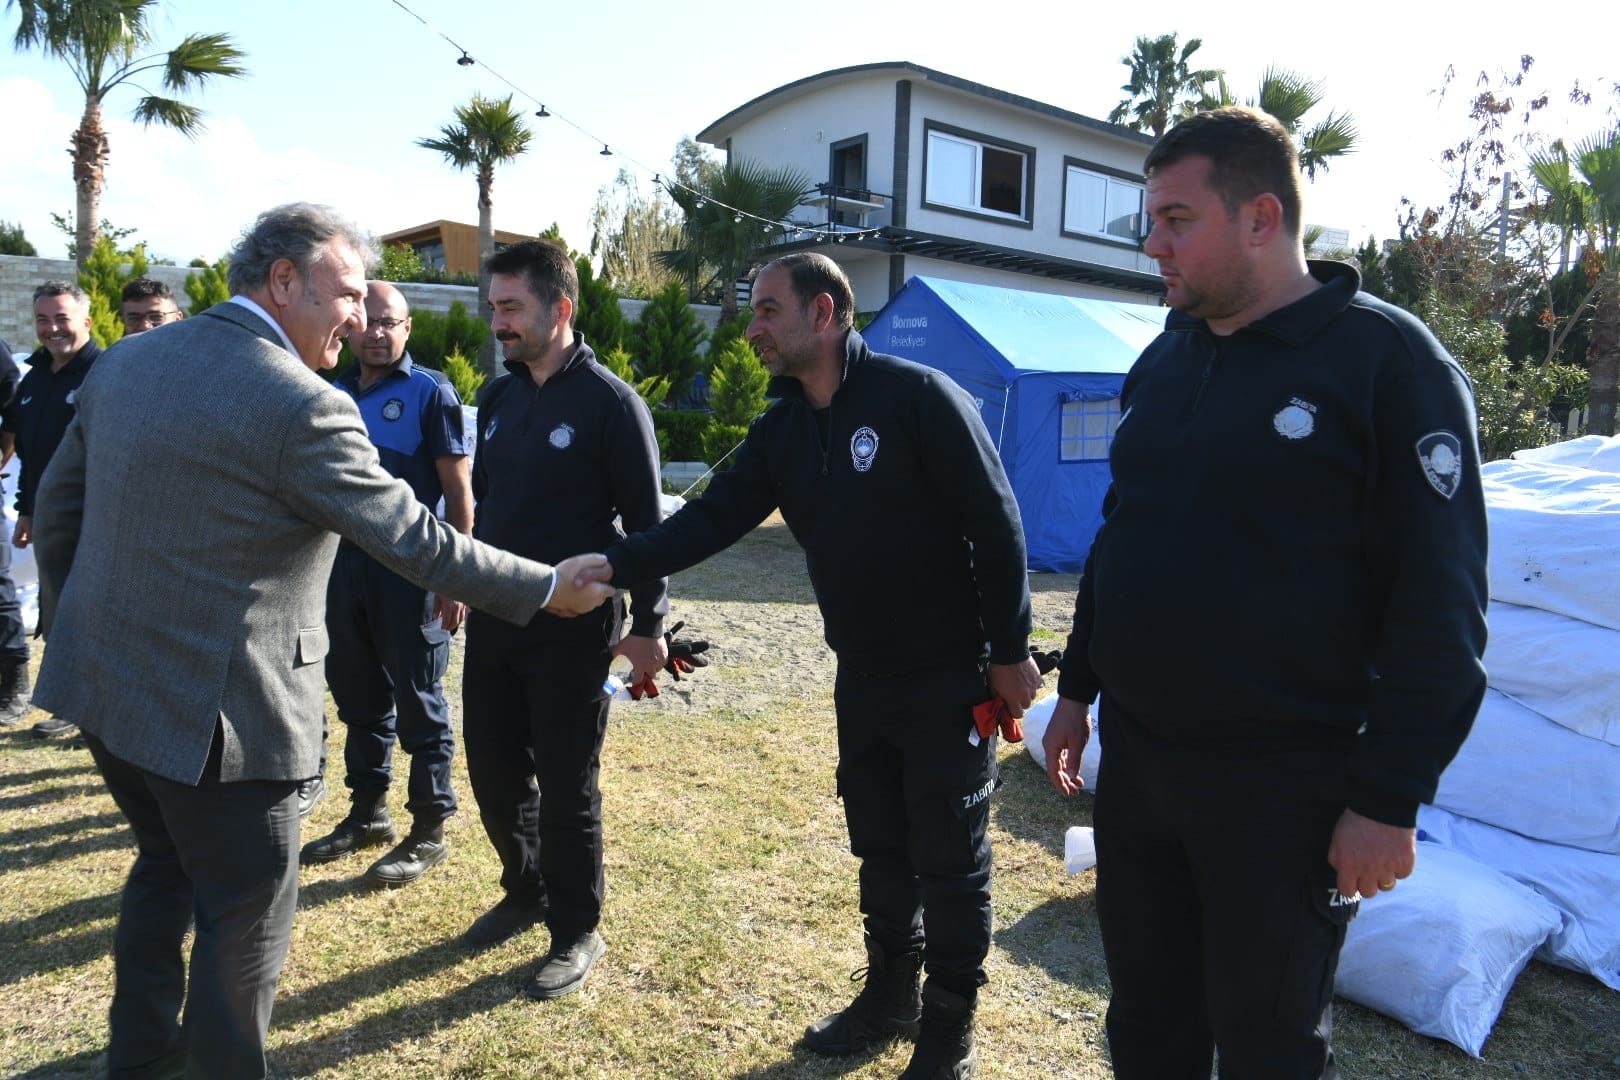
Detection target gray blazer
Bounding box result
[32,302,554,785]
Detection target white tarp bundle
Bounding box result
[1335,842,1562,1057]
[1418,805,1620,991]
[1432,687,1620,855]
[1482,459,1620,631]
[1484,601,1620,746]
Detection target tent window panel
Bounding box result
[1060,397,1123,462]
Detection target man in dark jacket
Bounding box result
[3,282,102,737]
[1041,107,1489,1079]
[602,252,1040,1079]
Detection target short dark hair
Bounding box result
[227,202,377,295]
[486,240,578,323]
[761,252,856,329]
[121,277,175,304]
[1144,106,1304,237]
[33,280,87,304]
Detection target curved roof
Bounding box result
[698,61,1154,148]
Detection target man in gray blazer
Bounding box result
[30,203,614,1080]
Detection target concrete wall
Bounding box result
[3,254,724,353]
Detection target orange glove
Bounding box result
[628,674,660,699]
[972,697,1023,743]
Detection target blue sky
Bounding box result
[2,0,1613,265]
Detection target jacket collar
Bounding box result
[338,351,415,392]
[767,328,870,404]
[503,329,595,385]
[27,337,102,375]
[1166,260,1361,346]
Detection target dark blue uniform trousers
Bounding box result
[84,730,299,1080]
[1094,700,1357,1080]
[834,662,997,999]
[324,543,457,821]
[0,517,28,663]
[462,621,613,939]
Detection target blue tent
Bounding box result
[864,276,1166,572]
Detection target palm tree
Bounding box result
[1202,67,1359,181]
[8,0,246,270]
[418,94,533,376]
[659,159,812,324]
[1108,33,1223,138]
[1530,128,1620,435]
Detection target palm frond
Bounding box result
[131,94,201,136]
[162,32,246,90]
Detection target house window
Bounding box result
[413,239,447,269]
[1063,161,1145,244]
[923,124,1033,222]
[1060,397,1122,462]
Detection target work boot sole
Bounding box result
[365,840,449,887]
[299,826,397,865]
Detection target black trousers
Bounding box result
[462,622,612,939]
[324,544,457,821]
[1094,700,1357,1080]
[84,731,300,1080]
[0,516,28,662]
[834,662,996,998]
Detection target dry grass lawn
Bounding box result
[2,516,1617,1077]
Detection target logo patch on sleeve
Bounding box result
[850,426,879,472]
[1416,430,1464,499]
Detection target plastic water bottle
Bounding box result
[603,654,633,701]
[1064,826,1097,874]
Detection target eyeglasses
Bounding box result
[367,318,408,332]
[122,310,180,327]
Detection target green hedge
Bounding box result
[652,409,713,463]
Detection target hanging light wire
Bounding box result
[387,0,882,244]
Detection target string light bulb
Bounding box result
[456,51,475,67]
[534,105,550,118]
[734,213,743,223]
[599,144,612,156]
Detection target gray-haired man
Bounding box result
[31,203,616,1079]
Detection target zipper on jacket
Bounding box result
[1185,342,1218,419]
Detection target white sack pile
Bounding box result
[1336,438,1620,1056]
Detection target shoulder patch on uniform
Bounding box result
[65,389,78,406]
[1416,430,1463,500]
[484,416,498,441]
[381,398,404,421]
[850,426,879,472]
[549,423,575,450]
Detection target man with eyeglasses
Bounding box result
[299,280,473,887]
[119,278,185,335]
[0,282,102,737]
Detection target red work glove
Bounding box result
[972,697,1024,743]
[662,621,711,680]
[628,673,660,699]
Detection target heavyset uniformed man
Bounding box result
[1041,107,1489,1079]
[300,281,473,886]
[600,251,1040,1079]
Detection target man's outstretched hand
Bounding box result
[546,554,615,616]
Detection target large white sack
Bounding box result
[1,465,37,634]
[1433,688,1620,855]
[1483,601,1620,746]
[1335,842,1561,1057]
[1418,805,1620,990]
[1018,692,1101,793]
[1483,459,1620,631]
[1512,433,1620,474]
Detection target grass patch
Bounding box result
[1,517,1616,1077]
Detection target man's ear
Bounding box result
[1248,193,1287,247]
[555,295,575,328]
[812,292,836,333]
[268,258,298,306]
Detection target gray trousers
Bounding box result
[84,731,299,1080]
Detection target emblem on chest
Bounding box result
[850,426,879,472]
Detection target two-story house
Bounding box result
[698,61,1167,312]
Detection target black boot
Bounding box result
[299,795,395,865]
[365,819,449,886]
[0,660,31,726]
[898,984,978,1079]
[800,934,923,1055]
